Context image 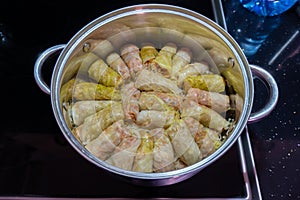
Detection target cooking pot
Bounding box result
[34,4,278,186]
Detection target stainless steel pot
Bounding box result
[34,4,278,186]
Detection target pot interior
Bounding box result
[54,4,252,180]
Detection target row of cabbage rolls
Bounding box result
[61,41,242,173]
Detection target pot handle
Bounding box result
[34,44,66,95]
[248,64,279,123]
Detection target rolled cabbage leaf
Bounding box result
[105,127,141,171]
[88,58,122,87]
[135,69,182,95]
[74,102,124,144]
[60,78,85,103]
[132,130,154,172]
[181,100,231,132]
[171,47,192,79]
[183,74,225,93]
[138,92,169,111]
[184,117,222,157]
[136,110,177,129]
[60,78,76,103]
[121,82,141,121]
[230,94,244,120]
[140,43,158,66]
[194,123,222,158]
[85,120,126,160]
[153,43,177,77]
[166,119,202,165]
[151,128,175,172]
[221,67,244,98]
[121,44,144,76]
[177,62,211,86]
[186,88,230,113]
[146,92,183,111]
[106,52,131,80]
[72,82,121,101]
[70,100,117,126]
[64,52,99,81]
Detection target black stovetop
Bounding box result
[1,0,299,199]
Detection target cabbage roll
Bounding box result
[62,102,74,129]
[166,119,202,165]
[60,78,76,103]
[135,69,182,95]
[171,47,192,79]
[70,100,116,126]
[151,128,175,172]
[146,92,183,111]
[181,100,231,132]
[85,120,126,160]
[88,58,122,87]
[105,127,141,171]
[120,44,144,76]
[60,78,86,103]
[136,110,176,129]
[221,67,244,98]
[138,92,169,111]
[64,52,99,81]
[186,88,230,113]
[194,124,222,158]
[183,117,201,137]
[74,102,124,144]
[183,74,225,93]
[72,82,121,101]
[184,117,222,157]
[132,130,154,172]
[153,43,177,77]
[140,43,158,66]
[177,62,211,86]
[121,82,141,121]
[106,52,131,80]
[230,94,244,119]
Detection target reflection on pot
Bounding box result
[224,0,281,57]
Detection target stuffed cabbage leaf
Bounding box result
[106,52,131,80]
[88,58,122,87]
[183,74,225,93]
[85,120,126,160]
[181,100,231,132]
[105,126,141,171]
[151,128,175,172]
[74,102,124,144]
[186,88,230,113]
[70,100,117,126]
[72,82,121,101]
[135,69,182,95]
[166,119,202,165]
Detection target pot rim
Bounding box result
[50,3,253,181]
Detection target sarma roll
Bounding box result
[85,120,126,160]
[106,52,131,80]
[181,99,231,132]
[132,130,154,172]
[72,82,121,101]
[166,119,202,165]
[105,126,141,171]
[88,58,122,87]
[151,128,175,172]
[74,102,125,144]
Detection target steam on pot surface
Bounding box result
[59,10,245,173]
